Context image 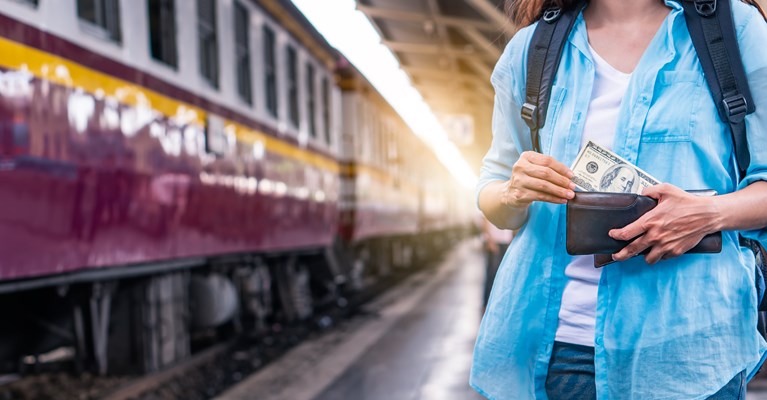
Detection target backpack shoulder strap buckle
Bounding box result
[521,102,539,130]
[694,0,717,17]
[542,8,563,23]
[723,93,749,123]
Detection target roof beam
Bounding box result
[464,0,513,34]
[418,87,488,105]
[460,27,502,60]
[407,70,494,100]
[421,98,489,119]
[405,66,477,81]
[464,57,493,81]
[382,40,497,61]
[356,4,499,32]
[423,0,467,110]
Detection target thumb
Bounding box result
[642,185,661,199]
[641,183,668,200]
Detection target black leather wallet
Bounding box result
[565,192,722,267]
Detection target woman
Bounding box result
[471,0,767,398]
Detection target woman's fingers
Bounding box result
[518,153,575,190]
[612,236,652,262]
[525,152,575,180]
[507,152,576,206]
[519,175,575,201]
[609,213,650,241]
[645,247,667,265]
[527,165,576,190]
[526,190,571,204]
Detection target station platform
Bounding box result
[214,239,767,400]
[217,241,485,400]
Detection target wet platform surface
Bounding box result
[218,241,485,400]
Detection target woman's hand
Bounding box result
[501,151,577,208]
[609,183,723,264]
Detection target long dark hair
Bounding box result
[506,0,767,28]
[506,0,579,28]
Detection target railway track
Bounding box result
[102,341,236,400]
[0,259,435,400]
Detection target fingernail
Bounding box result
[608,230,617,239]
[611,254,618,261]
[567,171,575,178]
[567,190,575,198]
[569,182,577,190]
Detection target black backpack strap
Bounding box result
[678,0,756,178]
[680,0,767,320]
[522,2,586,153]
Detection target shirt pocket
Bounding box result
[542,85,569,154]
[641,71,705,143]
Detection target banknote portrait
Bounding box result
[599,164,640,193]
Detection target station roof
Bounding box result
[357,0,511,170]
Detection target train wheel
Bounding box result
[109,272,190,374]
[235,260,273,333]
[274,257,313,322]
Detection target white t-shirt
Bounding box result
[554,43,632,347]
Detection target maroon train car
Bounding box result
[0,0,471,376]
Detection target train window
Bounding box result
[77,0,122,43]
[234,1,252,105]
[9,0,38,7]
[197,0,219,88]
[286,45,299,128]
[321,77,331,144]
[263,25,278,118]
[205,114,227,157]
[148,0,177,68]
[306,63,317,138]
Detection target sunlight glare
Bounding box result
[291,0,479,188]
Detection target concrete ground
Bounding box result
[217,241,484,400]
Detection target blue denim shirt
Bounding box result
[471,1,767,399]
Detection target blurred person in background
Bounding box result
[482,219,513,309]
[471,0,767,399]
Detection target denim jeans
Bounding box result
[545,341,746,399]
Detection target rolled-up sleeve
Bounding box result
[734,5,767,240]
[475,30,531,208]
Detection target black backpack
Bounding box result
[521,0,767,319]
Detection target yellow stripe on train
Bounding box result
[0,36,206,126]
[0,36,426,186]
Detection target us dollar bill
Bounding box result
[571,141,660,194]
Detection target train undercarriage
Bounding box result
[0,228,467,377]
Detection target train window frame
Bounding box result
[7,0,38,8]
[234,1,252,105]
[321,76,331,145]
[197,0,219,89]
[263,24,278,119]
[77,0,122,44]
[147,0,178,69]
[205,114,228,157]
[286,44,300,129]
[376,114,384,168]
[306,62,317,139]
[360,99,371,162]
